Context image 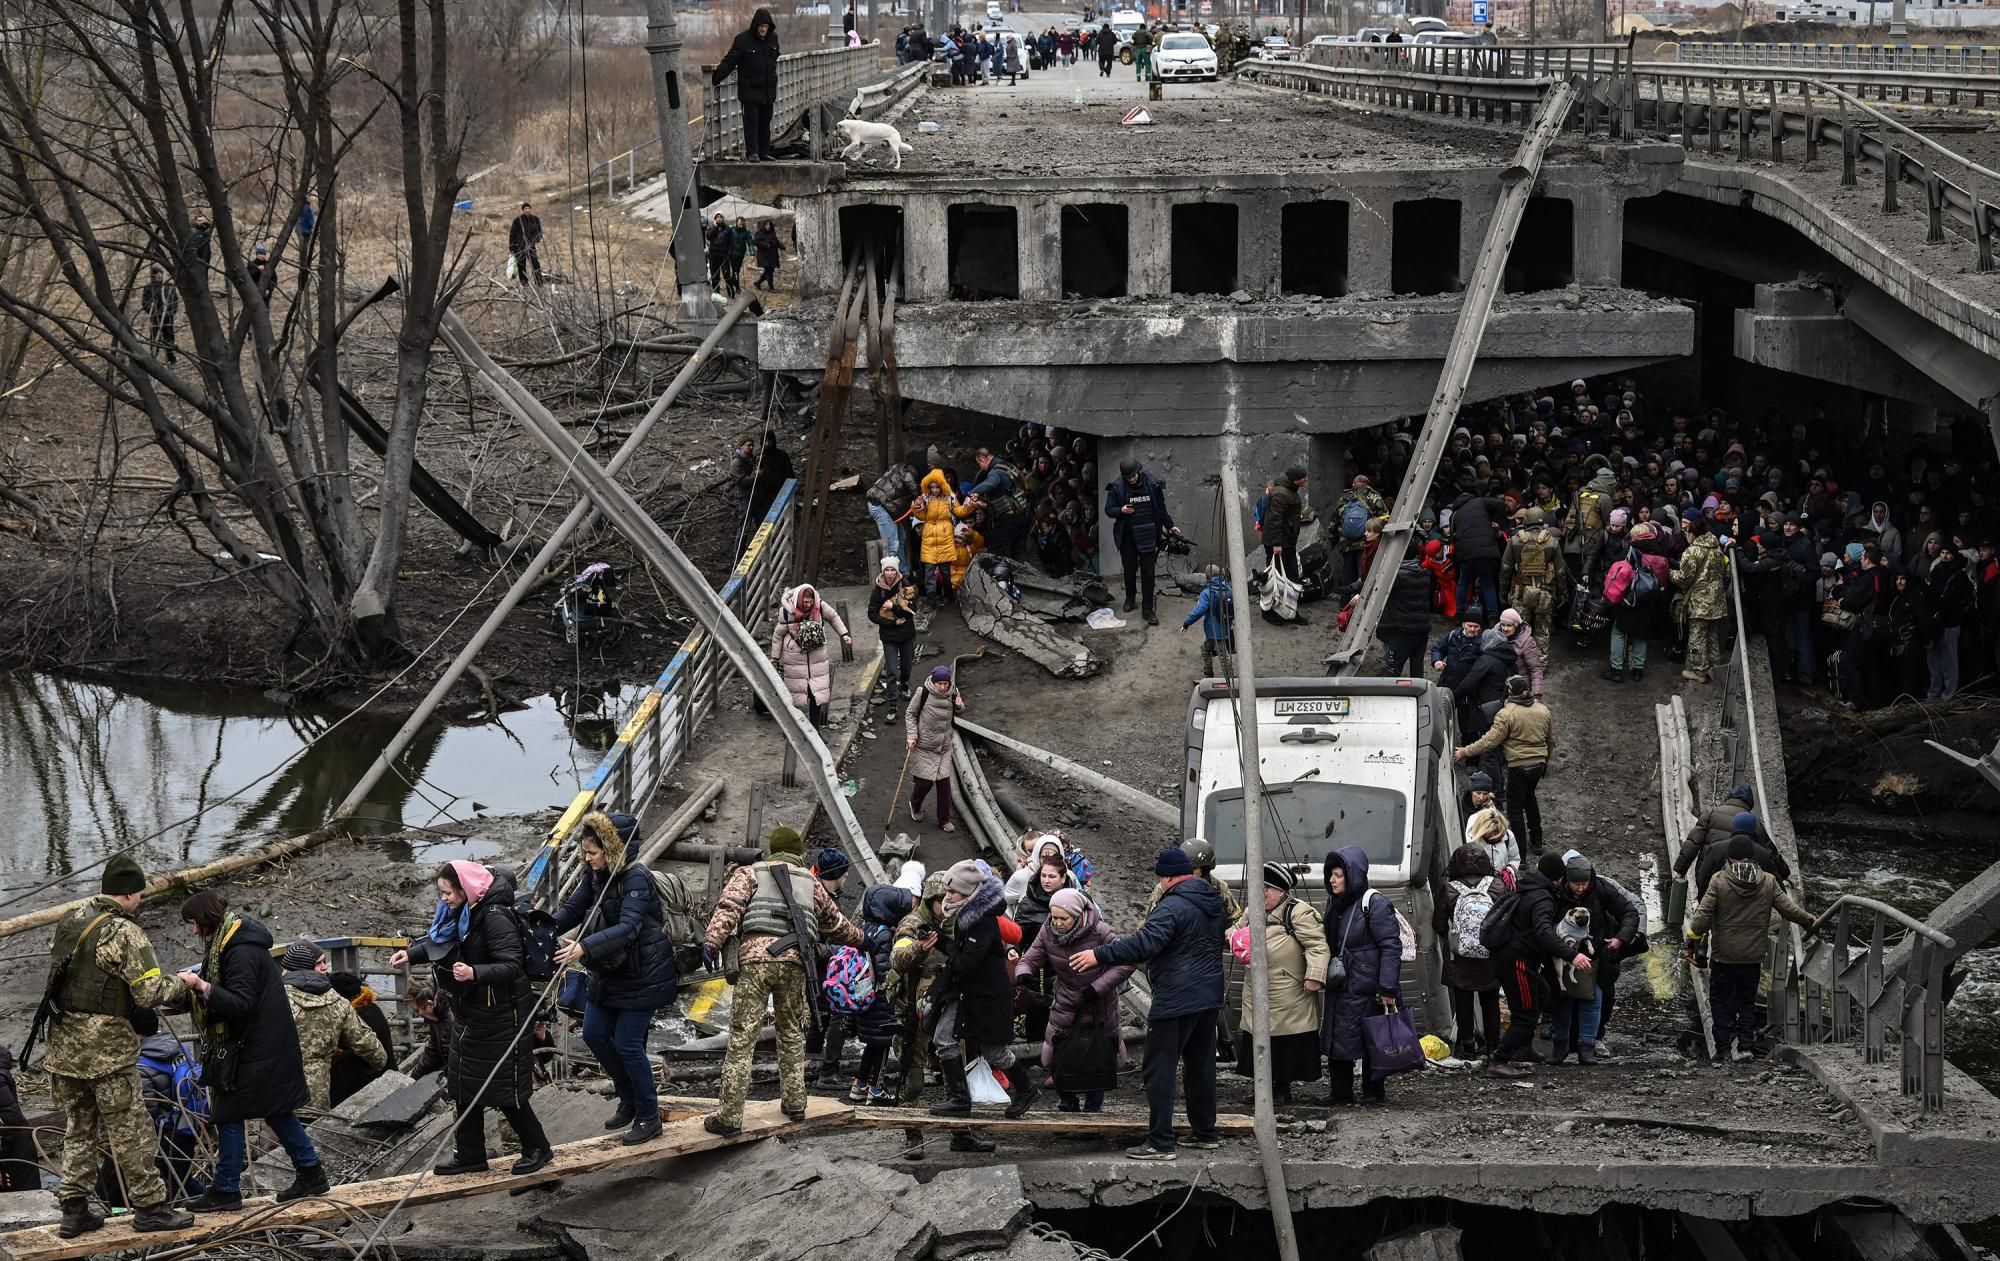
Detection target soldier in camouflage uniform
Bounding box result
[42,854,193,1238]
[699,827,860,1136]
[1671,516,1731,684]
[1502,507,1565,661]
[1212,23,1235,76]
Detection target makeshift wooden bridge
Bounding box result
[0,1098,1257,1261]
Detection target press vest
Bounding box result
[739,862,820,942]
[49,902,139,1019]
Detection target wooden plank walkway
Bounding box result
[0,1098,849,1261]
[658,1095,1257,1135]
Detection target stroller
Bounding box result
[551,562,625,650]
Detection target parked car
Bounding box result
[1356,25,1394,40]
[1256,34,1296,60]
[1154,31,1218,79]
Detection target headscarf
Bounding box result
[428,860,493,946]
[1049,889,1096,943]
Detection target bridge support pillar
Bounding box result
[1239,192,1283,298]
[1573,190,1624,288]
[1128,196,1172,298]
[1021,198,1062,300]
[1346,191,1394,295]
[1307,435,1348,520]
[904,200,950,301]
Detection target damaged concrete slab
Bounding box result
[957,560,1104,679]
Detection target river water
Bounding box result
[0,671,641,901]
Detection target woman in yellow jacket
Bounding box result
[907,470,973,599]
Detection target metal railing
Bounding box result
[523,479,800,911]
[1664,39,2000,76]
[1239,60,1579,130]
[1634,59,2000,108]
[1306,39,1630,80]
[703,41,889,159]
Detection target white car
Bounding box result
[1256,34,1296,59]
[1154,31,1217,79]
[985,1,1003,17]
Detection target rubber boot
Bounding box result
[1002,1063,1041,1119]
[929,1056,972,1116]
[56,1199,103,1239]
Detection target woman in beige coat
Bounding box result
[904,665,963,831]
[1234,861,1329,1102]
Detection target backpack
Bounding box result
[137,1050,209,1133]
[1341,495,1371,541]
[822,945,876,1014]
[517,908,561,983]
[1478,889,1522,956]
[1362,889,1418,963]
[1516,532,1554,585]
[647,867,703,950]
[1449,877,1497,959]
[1253,490,1271,534]
[1620,549,1660,608]
[791,617,827,652]
[1578,488,1607,532]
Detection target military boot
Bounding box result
[132,1202,196,1232]
[56,1199,104,1239]
[928,1056,972,1116]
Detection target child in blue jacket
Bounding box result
[1182,566,1233,679]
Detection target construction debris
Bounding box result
[956,561,1102,679]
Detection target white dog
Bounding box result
[836,117,914,170]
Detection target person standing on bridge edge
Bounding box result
[38,856,195,1238]
[176,892,328,1211]
[1106,457,1177,625]
[1072,847,1224,1160]
[713,9,781,162]
[507,202,542,286]
[1454,674,1552,857]
[701,827,862,1135]
[390,863,553,1179]
[550,811,677,1147]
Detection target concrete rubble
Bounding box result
[957,559,1103,679]
[1366,1224,1464,1261]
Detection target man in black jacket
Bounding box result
[1072,848,1223,1160]
[1378,557,1435,677]
[714,9,782,161]
[1486,853,1592,1075]
[1104,456,1176,625]
[507,203,542,286]
[1450,490,1510,626]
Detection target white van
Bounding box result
[1181,677,1461,1040]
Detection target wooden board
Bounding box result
[0,1098,849,1261]
[658,1095,1255,1135]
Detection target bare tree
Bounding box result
[0,0,468,667]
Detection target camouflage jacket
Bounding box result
[287,979,388,1111]
[1672,534,1729,621]
[44,899,188,1080]
[1149,874,1241,924]
[702,857,861,968]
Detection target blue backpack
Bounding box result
[137,1052,208,1134]
[823,946,877,1015]
[1341,496,1370,541]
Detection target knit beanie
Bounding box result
[1730,784,1755,808]
[1727,834,1754,861]
[1154,847,1194,877]
[1468,772,1494,792]
[1564,854,1594,882]
[768,826,805,857]
[1846,541,1865,564]
[1536,852,1567,882]
[1262,860,1297,894]
[1609,507,1630,528]
[813,847,851,881]
[282,939,325,972]
[1731,810,1758,835]
[102,853,146,897]
[944,859,984,897]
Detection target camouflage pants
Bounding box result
[714,959,808,1128]
[1687,616,1725,678]
[52,1067,165,1206]
[1514,584,1555,661]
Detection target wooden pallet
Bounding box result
[0,1099,848,1261]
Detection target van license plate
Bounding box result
[1273,698,1349,717]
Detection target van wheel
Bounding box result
[1120,47,1132,64]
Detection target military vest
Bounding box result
[1516,528,1556,586]
[988,462,1029,520]
[50,903,135,1018]
[739,862,819,941]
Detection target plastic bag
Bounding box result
[506,254,519,282]
[966,1058,1009,1105]
[1084,607,1126,630]
[1258,560,1300,621]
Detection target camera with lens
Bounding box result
[1161,532,1195,557]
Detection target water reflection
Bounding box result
[0,671,640,892]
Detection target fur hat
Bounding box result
[768,826,805,857]
[102,853,146,897]
[1154,847,1194,877]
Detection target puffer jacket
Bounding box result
[1455,640,1518,729]
[1262,480,1304,554]
[1450,494,1510,562]
[904,680,959,782]
[857,885,916,1047]
[1676,791,1768,877]
[1689,861,1815,965]
[1321,846,1402,1061]
[1105,470,1173,555]
[1379,559,1435,636]
[189,914,311,1125]
[910,470,972,565]
[1016,895,1133,1068]
[552,812,677,1013]
[1183,575,1233,639]
[933,875,1015,1050]
[285,972,388,1112]
[770,583,849,710]
[867,462,920,518]
[405,865,538,1109]
[1234,896,1330,1037]
[1095,876,1225,1020]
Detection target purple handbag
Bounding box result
[1362,1005,1423,1082]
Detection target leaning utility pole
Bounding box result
[647,0,714,320]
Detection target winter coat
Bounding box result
[1554,872,1642,954]
[1262,480,1305,554]
[753,226,783,271]
[1334,486,1387,553]
[1604,547,1670,625]
[857,885,916,1047]
[950,524,983,589]
[1490,869,1575,981]
[1095,876,1225,1020]
[1184,575,1233,639]
[1455,640,1517,723]
[1105,471,1173,555]
[1235,897,1330,1037]
[1484,624,1543,697]
[911,470,972,564]
[551,816,677,1012]
[1379,560,1435,636]
[1433,844,1500,992]
[1695,833,1792,897]
[1450,494,1510,563]
[405,869,538,1110]
[1583,525,1631,589]
[191,915,312,1125]
[1460,694,1553,767]
[1677,793,1771,877]
[1432,627,1483,691]
[730,226,751,263]
[706,222,735,265]
[1017,897,1133,1068]
[1672,533,1729,621]
[285,972,388,1112]
[770,584,849,710]
[713,9,782,104]
[905,679,961,778]
[869,576,916,645]
[1689,862,1815,966]
[934,875,1015,1050]
[868,462,920,519]
[329,978,396,1105]
[1321,847,1402,1061]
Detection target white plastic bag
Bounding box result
[1258,559,1301,621]
[1084,607,1126,630]
[965,1059,1009,1105]
[505,254,519,282]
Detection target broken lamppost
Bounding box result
[647,0,713,320]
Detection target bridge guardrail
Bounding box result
[1239,60,1577,130]
[1664,39,2000,76]
[703,41,888,160]
[523,480,799,912]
